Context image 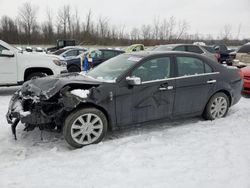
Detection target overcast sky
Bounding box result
[0,0,249,39]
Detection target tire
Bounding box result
[68,65,81,73]
[26,72,47,81]
[203,92,230,120]
[63,107,108,148]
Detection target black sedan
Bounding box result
[66,48,125,72]
[6,51,243,148]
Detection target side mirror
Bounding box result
[126,76,141,86]
[0,50,14,57]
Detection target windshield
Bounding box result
[87,54,141,82]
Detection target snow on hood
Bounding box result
[70,89,90,98]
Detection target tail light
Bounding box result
[238,69,244,78]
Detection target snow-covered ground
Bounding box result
[0,86,250,188]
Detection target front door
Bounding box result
[116,56,175,126]
[0,45,17,85]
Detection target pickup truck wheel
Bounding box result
[26,72,47,81]
[63,107,108,148]
[68,65,81,73]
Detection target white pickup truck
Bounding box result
[0,40,67,86]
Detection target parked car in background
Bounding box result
[7,51,242,148]
[152,44,218,62]
[52,46,87,59]
[25,46,33,52]
[34,47,45,53]
[241,65,250,93]
[213,44,235,63]
[235,43,250,64]
[47,39,76,53]
[200,45,220,61]
[125,44,145,52]
[0,40,67,86]
[67,48,125,72]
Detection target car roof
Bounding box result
[125,50,202,57]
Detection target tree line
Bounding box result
[0,2,248,46]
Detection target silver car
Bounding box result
[152,44,218,62]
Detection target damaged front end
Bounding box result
[6,73,101,139]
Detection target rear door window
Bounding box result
[176,56,212,76]
[103,50,116,58]
[186,46,203,54]
[173,45,186,52]
[65,50,78,57]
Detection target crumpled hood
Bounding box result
[21,73,102,100]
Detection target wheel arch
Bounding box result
[76,102,112,130]
[203,89,232,115]
[214,89,232,106]
[24,67,53,81]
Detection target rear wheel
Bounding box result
[26,72,47,81]
[63,107,108,148]
[203,92,229,120]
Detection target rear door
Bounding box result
[173,55,218,116]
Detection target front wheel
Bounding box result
[63,107,108,148]
[203,92,229,120]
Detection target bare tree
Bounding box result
[0,16,19,43]
[141,24,151,40]
[41,8,54,43]
[57,5,71,38]
[168,16,176,40]
[130,27,140,40]
[221,24,232,40]
[153,16,160,40]
[159,19,169,40]
[85,10,92,33]
[176,20,189,40]
[236,24,241,40]
[18,2,38,43]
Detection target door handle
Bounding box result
[207,80,216,84]
[159,86,173,91]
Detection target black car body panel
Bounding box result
[6,51,243,139]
